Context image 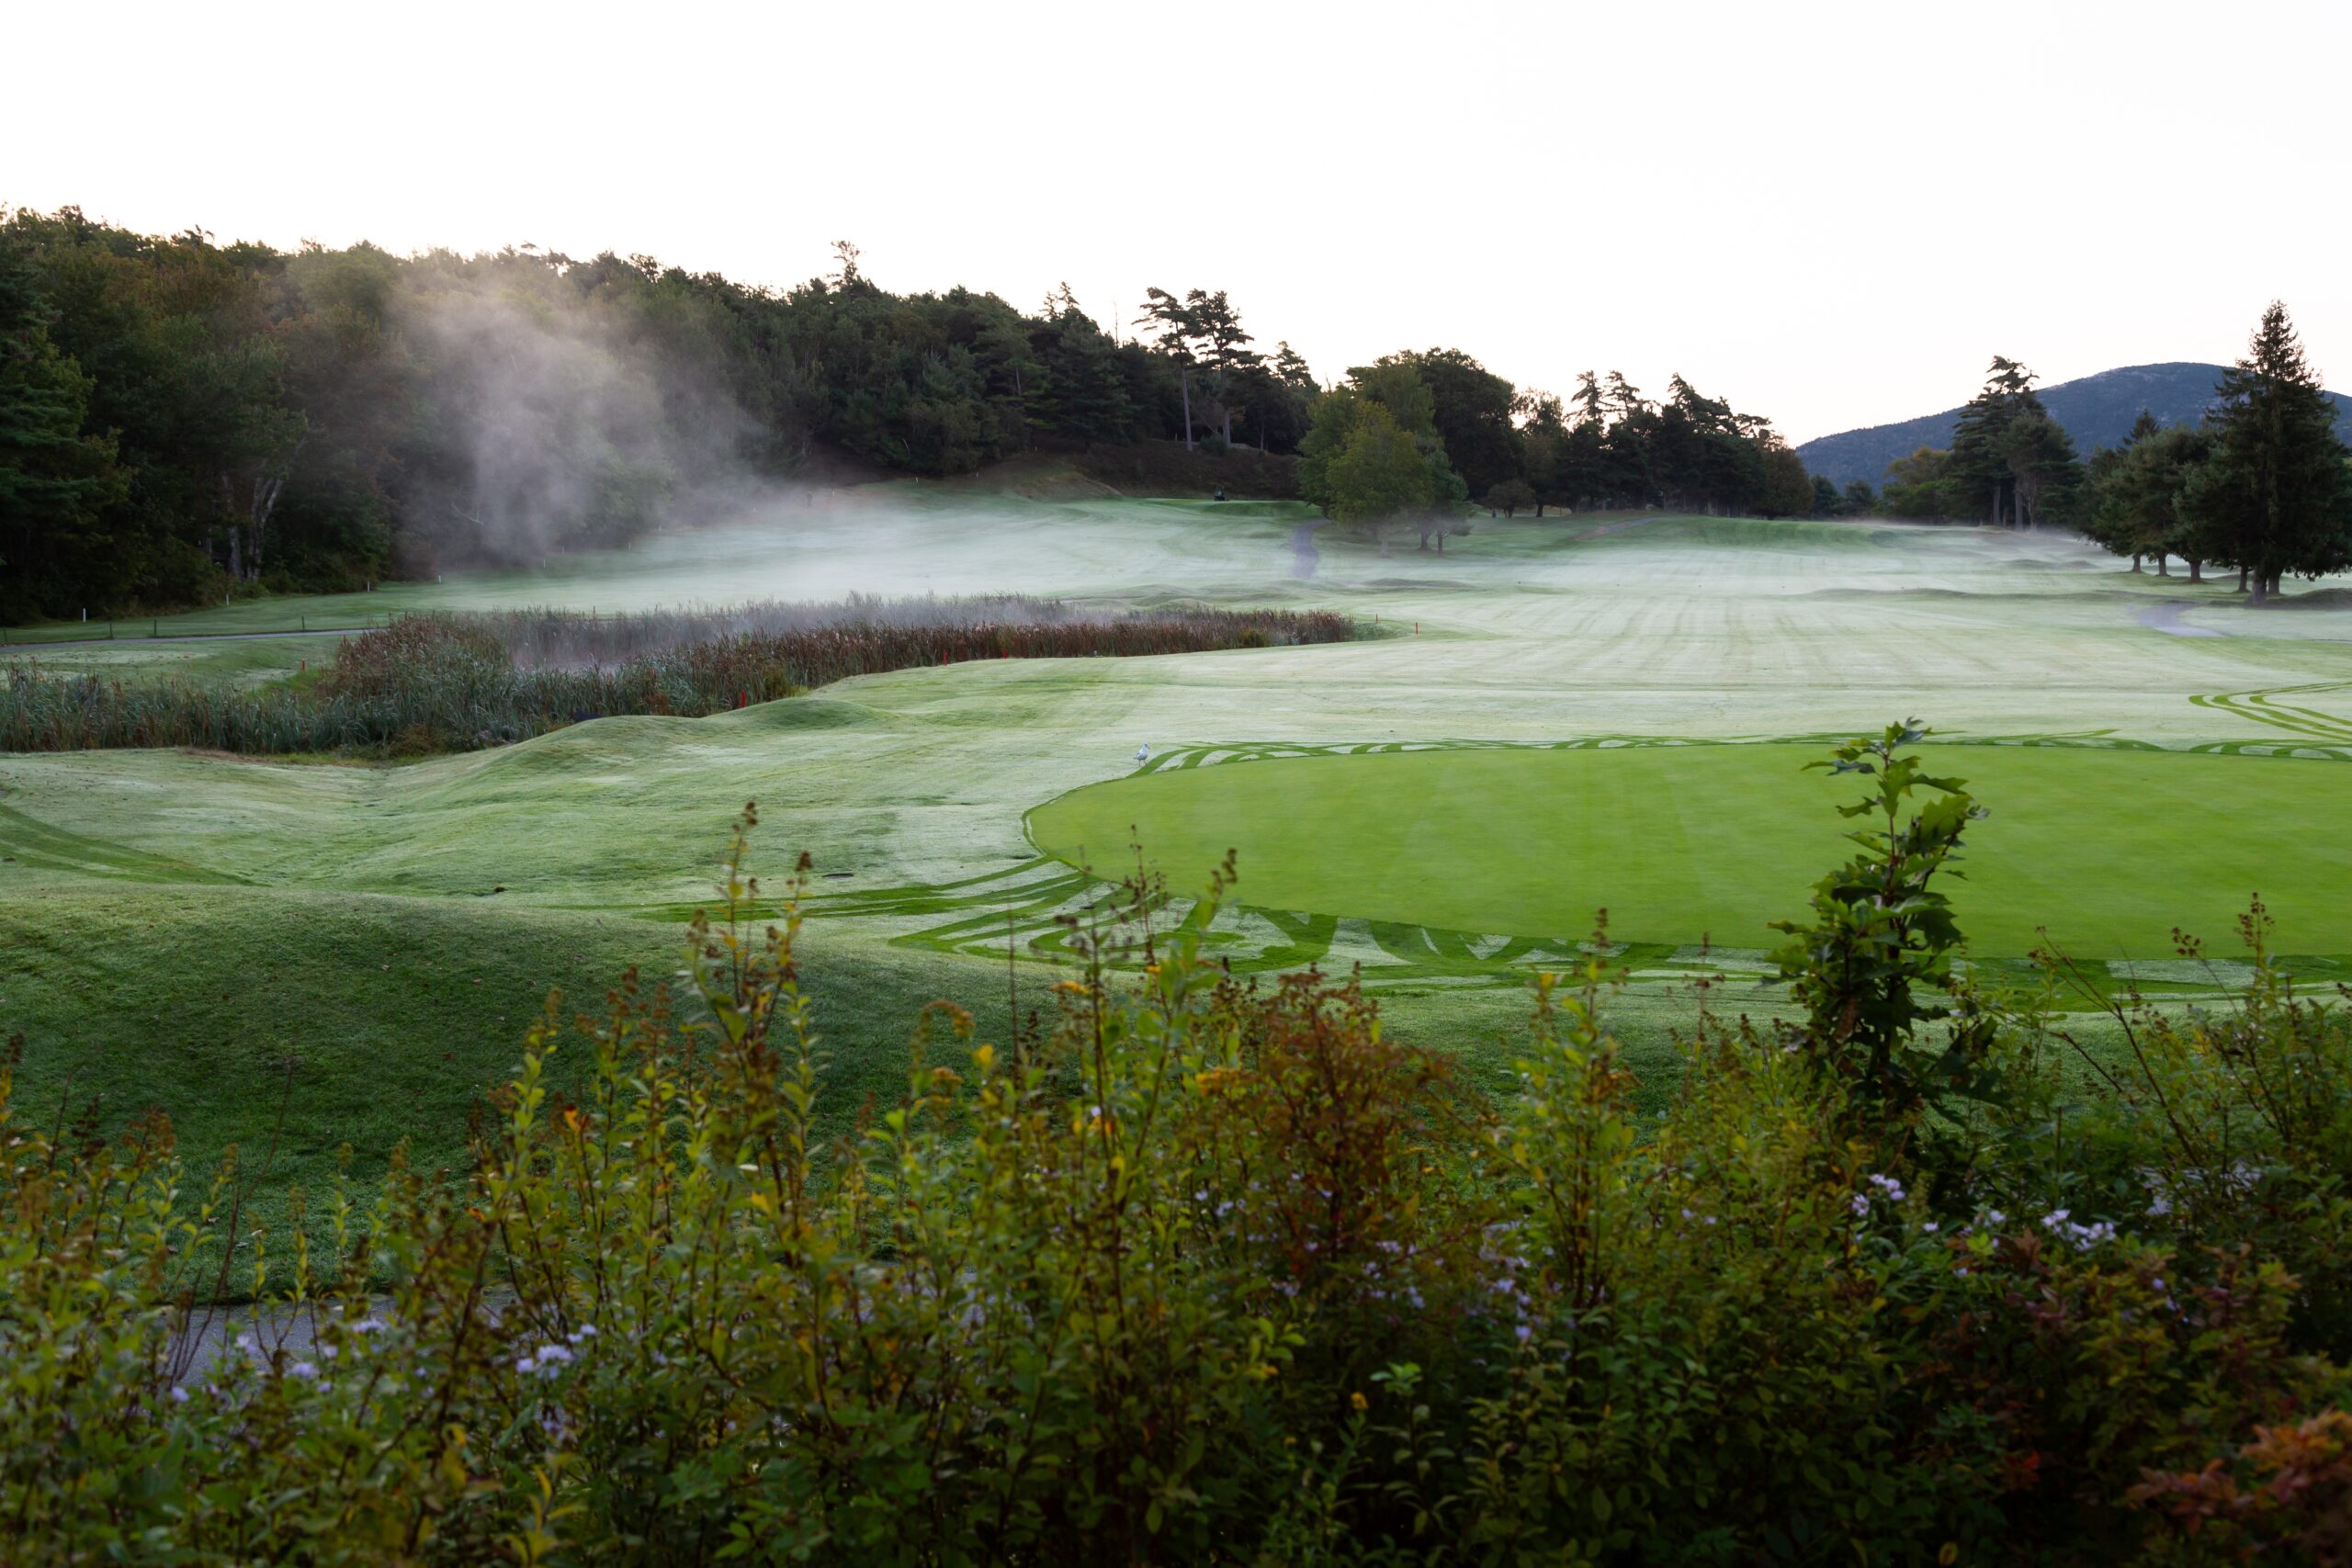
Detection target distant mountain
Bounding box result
[1795,362,2352,489]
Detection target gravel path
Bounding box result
[1289,520,1320,580]
[2138,601,2224,637]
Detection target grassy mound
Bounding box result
[0,886,1013,1245]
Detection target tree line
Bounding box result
[1297,355,1814,546]
[2,206,1833,616]
[0,210,1323,620]
[1810,305,2352,604]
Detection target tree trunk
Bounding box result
[222,469,287,583]
[2237,563,2250,592]
[250,478,279,580]
[2188,558,2203,583]
[2251,570,2268,606]
[1180,367,1193,452]
[2130,553,2142,572]
[2156,554,2169,577]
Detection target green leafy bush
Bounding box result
[3,733,2347,1562]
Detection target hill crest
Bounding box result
[1795,362,2352,488]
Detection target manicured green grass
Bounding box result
[5,635,345,685]
[1029,741,2352,958]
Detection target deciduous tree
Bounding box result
[1328,403,1433,537]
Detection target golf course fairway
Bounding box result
[1028,742,2352,957]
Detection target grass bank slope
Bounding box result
[1,886,1017,1239]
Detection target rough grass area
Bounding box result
[1062,438,1300,498]
[0,887,1017,1251]
[0,874,1794,1285]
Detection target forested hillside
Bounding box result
[1,207,1820,619]
[1798,361,2352,486]
[0,212,1319,619]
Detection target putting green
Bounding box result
[1028,743,2352,958]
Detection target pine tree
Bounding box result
[1602,371,1646,423]
[1948,357,2079,529]
[1271,341,1314,391]
[1572,369,1606,427]
[1135,288,1200,450]
[0,250,128,617]
[1185,290,1259,448]
[2186,301,2352,604]
[2086,423,2214,577]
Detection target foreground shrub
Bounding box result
[3,733,2348,1562]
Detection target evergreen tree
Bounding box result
[1135,288,1201,450]
[2086,423,2215,577]
[1571,369,1606,427]
[1758,445,1812,518]
[0,247,128,618]
[1602,370,1646,423]
[2184,301,2352,603]
[1186,289,1259,448]
[1880,447,1963,521]
[1948,357,2081,529]
[1516,390,1567,514]
[1270,341,1314,391]
[1032,306,1136,446]
[1554,418,1608,510]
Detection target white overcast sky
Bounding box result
[8,0,2346,442]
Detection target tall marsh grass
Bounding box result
[0,598,1354,754]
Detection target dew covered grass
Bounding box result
[6,493,2352,1202]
